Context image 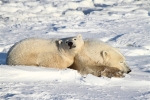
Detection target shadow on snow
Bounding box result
[0,53,7,65]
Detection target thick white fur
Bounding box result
[7,34,84,69]
[70,39,131,76]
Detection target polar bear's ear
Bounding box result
[101,51,108,58]
[58,40,62,44]
[101,51,109,62]
[77,34,82,38]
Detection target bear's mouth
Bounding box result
[69,45,76,49]
[68,42,76,49]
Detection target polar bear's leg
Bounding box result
[37,52,65,68]
[100,66,124,78]
[71,63,124,78]
[24,53,38,66]
[87,65,124,78]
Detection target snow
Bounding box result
[0,0,150,99]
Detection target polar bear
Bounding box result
[70,39,131,78]
[7,34,84,69]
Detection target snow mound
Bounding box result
[0,66,81,82]
[1,65,150,87]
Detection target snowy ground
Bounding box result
[0,0,150,99]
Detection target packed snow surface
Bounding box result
[0,0,150,100]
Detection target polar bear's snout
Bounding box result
[127,69,131,73]
[123,64,131,74]
[68,42,76,49]
[68,42,73,46]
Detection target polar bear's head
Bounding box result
[101,49,131,74]
[58,34,84,54]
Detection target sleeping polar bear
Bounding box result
[70,39,131,78]
[7,34,84,69]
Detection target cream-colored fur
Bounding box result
[70,39,131,77]
[7,34,84,69]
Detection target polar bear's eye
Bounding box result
[66,41,68,43]
[120,61,123,63]
[74,38,76,40]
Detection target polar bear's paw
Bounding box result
[101,67,124,78]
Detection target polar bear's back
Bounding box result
[16,38,58,52]
[84,39,113,50]
[79,39,114,61]
[7,38,58,65]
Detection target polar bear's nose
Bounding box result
[68,42,73,46]
[127,69,131,73]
